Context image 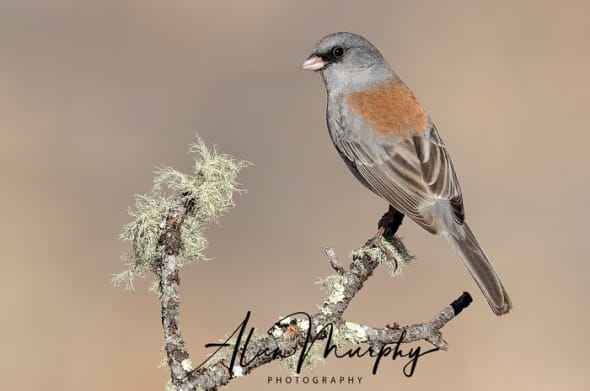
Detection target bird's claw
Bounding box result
[366,231,399,270]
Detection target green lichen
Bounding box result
[350,236,414,277]
[112,136,248,291]
[383,236,414,275]
[340,321,368,344]
[181,358,193,371]
[316,274,348,304]
[282,341,324,374]
[164,381,177,391]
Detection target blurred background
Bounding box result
[1,0,589,390]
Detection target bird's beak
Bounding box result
[301,54,326,71]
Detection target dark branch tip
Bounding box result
[450,291,473,315]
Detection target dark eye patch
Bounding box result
[319,45,346,65]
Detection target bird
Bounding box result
[301,32,512,316]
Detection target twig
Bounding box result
[342,291,473,351]
[325,247,345,274]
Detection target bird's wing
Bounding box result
[414,123,465,223]
[334,122,464,233]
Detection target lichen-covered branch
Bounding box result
[337,291,472,351]
[182,238,471,390]
[154,193,196,385]
[113,136,247,390]
[115,137,473,391]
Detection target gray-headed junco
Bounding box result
[302,32,511,315]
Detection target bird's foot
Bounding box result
[363,206,404,269]
[365,229,398,270]
[365,226,385,247]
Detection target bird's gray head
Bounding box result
[302,32,393,94]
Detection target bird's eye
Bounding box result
[331,46,345,58]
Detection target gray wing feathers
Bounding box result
[354,153,440,233]
[333,122,462,233]
[413,127,464,223]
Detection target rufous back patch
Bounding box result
[346,80,426,137]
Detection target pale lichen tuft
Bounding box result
[112,135,248,291]
[164,381,177,391]
[350,236,414,277]
[181,358,193,371]
[282,342,324,374]
[341,321,368,344]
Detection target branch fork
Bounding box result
[152,196,472,390]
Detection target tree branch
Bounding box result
[151,197,472,390]
[154,193,197,386]
[116,137,473,391]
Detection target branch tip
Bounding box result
[325,246,346,274]
[450,292,473,316]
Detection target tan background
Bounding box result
[2,0,589,390]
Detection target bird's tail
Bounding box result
[443,222,512,315]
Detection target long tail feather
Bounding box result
[444,222,512,315]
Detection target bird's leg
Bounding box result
[366,205,403,244]
[366,206,404,264]
[381,207,404,242]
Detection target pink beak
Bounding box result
[301,55,326,71]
